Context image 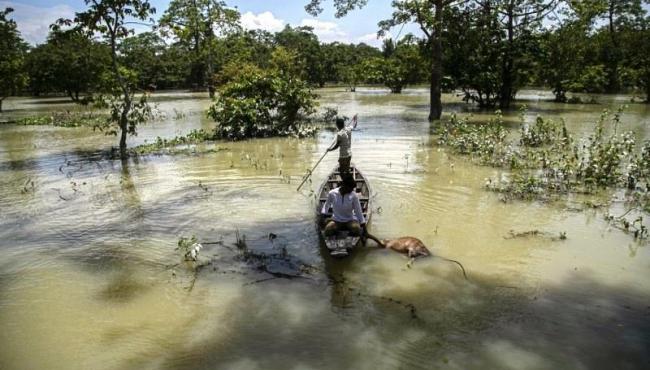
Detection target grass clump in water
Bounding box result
[12,111,107,128]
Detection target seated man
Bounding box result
[321,174,366,237]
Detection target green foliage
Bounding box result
[443,3,503,107]
[25,30,110,101]
[520,110,568,148]
[538,18,588,102]
[569,65,608,93]
[578,107,636,186]
[119,32,168,89]
[63,0,156,155]
[275,25,326,86]
[159,0,240,91]
[133,129,227,155]
[0,7,28,111]
[436,111,510,167]
[207,67,318,140]
[93,92,152,137]
[437,105,641,200]
[176,235,198,258]
[13,111,107,128]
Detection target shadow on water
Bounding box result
[0,147,115,173]
[97,257,650,370]
[24,99,77,105]
[452,272,650,370]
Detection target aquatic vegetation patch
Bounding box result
[436,106,650,240]
[437,106,640,198]
[11,111,108,128]
[132,129,228,156]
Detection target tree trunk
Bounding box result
[0,97,4,113]
[119,98,131,157]
[68,90,78,102]
[499,4,515,109]
[119,121,128,155]
[553,86,566,103]
[606,0,619,93]
[429,0,443,121]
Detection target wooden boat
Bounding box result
[316,165,372,257]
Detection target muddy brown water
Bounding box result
[1,89,649,370]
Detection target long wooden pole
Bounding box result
[296,150,329,191]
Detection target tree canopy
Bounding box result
[0,7,28,112]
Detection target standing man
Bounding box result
[327,114,357,174]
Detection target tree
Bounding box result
[275,25,326,87]
[119,31,167,89]
[207,63,318,140]
[0,7,28,112]
[571,0,650,93]
[378,37,426,93]
[485,0,560,109]
[538,20,587,102]
[307,0,467,120]
[59,0,156,156]
[619,14,650,102]
[159,0,240,97]
[443,2,503,107]
[378,0,462,120]
[25,30,110,102]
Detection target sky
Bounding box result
[0,0,422,47]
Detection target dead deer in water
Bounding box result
[366,233,468,279]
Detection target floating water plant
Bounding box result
[14,111,108,128]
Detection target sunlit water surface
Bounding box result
[1,89,649,370]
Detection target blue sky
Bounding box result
[0,0,420,46]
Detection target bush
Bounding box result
[207,66,318,140]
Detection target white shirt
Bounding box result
[321,187,366,224]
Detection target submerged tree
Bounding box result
[307,0,467,120]
[25,29,110,102]
[364,37,426,93]
[275,25,326,87]
[58,0,156,156]
[207,50,318,140]
[571,0,650,93]
[0,7,28,112]
[159,0,240,97]
[444,2,503,107]
[490,0,559,109]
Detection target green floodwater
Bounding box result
[0,88,649,370]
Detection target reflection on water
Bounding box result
[1,89,649,369]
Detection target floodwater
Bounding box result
[1,89,649,370]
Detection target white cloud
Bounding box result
[299,18,349,43]
[356,31,394,47]
[240,11,285,32]
[0,1,75,45]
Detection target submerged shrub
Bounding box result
[207,65,318,140]
[437,106,645,201]
[520,116,568,147]
[437,112,509,165]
